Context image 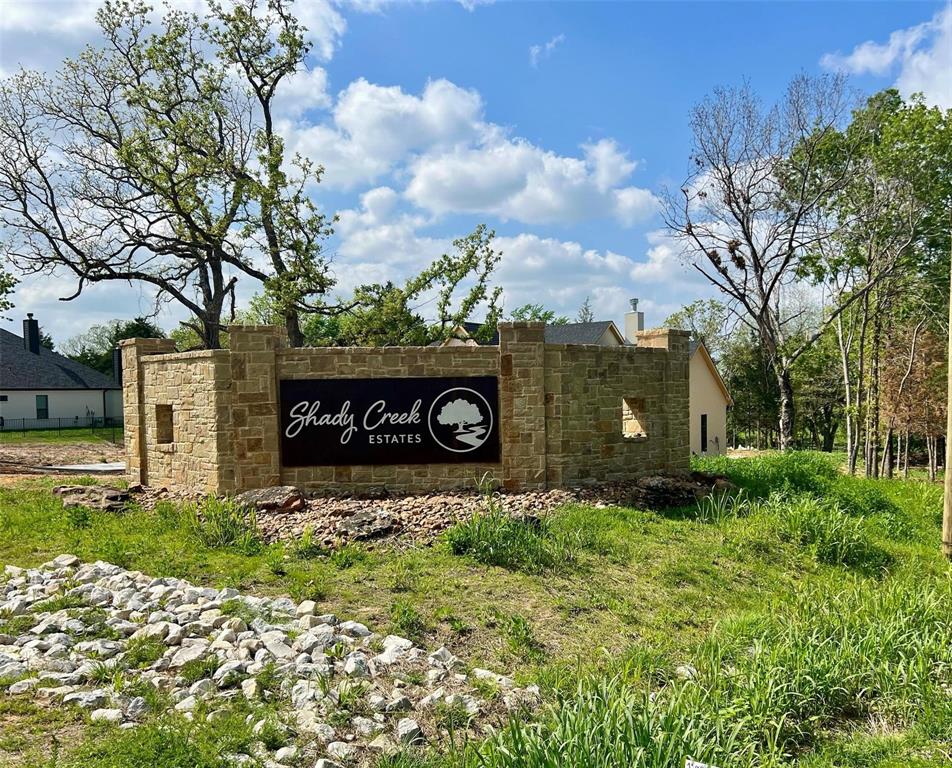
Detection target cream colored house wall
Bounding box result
[689,353,729,455]
[0,389,112,421]
[597,326,623,346]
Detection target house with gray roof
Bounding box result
[0,315,122,427]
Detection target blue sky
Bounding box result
[1,0,950,344]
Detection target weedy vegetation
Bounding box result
[0,452,949,767]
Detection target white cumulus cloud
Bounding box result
[821,4,952,107]
[288,78,486,189]
[406,136,657,227]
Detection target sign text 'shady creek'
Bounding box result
[284,399,423,444]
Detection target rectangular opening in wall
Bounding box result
[622,397,647,439]
[155,404,174,444]
[700,413,708,453]
[35,394,48,419]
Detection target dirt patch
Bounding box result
[0,442,124,474]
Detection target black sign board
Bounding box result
[279,376,501,466]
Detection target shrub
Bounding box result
[291,526,325,559]
[390,601,427,642]
[288,571,327,603]
[328,542,366,569]
[186,497,262,555]
[65,504,92,529]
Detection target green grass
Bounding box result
[0,427,123,445]
[0,451,949,768]
[469,575,952,768]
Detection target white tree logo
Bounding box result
[428,388,492,452]
[437,398,483,433]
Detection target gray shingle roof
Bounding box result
[543,321,624,345]
[0,328,119,390]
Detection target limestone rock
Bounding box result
[395,717,424,745]
[90,708,123,723]
[52,486,130,513]
[335,509,394,540]
[234,486,305,513]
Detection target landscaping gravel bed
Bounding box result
[0,556,541,766]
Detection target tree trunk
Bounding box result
[867,308,882,479]
[777,367,795,451]
[903,430,910,479]
[285,313,304,348]
[835,313,856,473]
[944,215,952,558]
[849,293,871,476]
[881,427,893,479]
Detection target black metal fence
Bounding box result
[0,416,124,442]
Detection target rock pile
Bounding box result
[0,556,540,766]
[253,474,732,547]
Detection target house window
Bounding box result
[35,395,49,419]
[0,395,8,401]
[700,414,708,452]
[155,404,174,444]
[622,397,647,439]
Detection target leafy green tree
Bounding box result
[39,329,55,351]
[63,317,165,373]
[663,299,729,360]
[232,225,503,347]
[806,90,951,473]
[792,330,843,451]
[720,332,780,449]
[0,0,335,349]
[208,0,338,346]
[0,270,15,319]
[508,304,569,325]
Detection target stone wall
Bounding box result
[121,323,690,495]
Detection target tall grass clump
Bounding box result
[694,451,899,519]
[694,451,839,497]
[445,506,573,574]
[774,494,890,571]
[186,497,262,555]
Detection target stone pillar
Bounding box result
[498,321,547,490]
[638,328,691,474]
[119,337,177,486]
[227,325,287,492]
